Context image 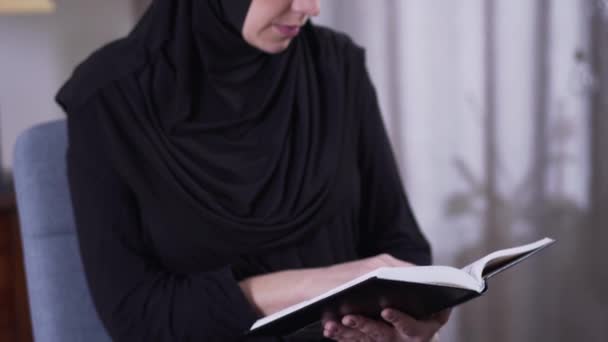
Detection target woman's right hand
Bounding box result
[238,253,416,317]
[326,253,416,282]
[358,253,417,273]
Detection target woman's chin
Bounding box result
[255,39,292,54]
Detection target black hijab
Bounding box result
[57,0,352,259]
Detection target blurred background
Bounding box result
[0,0,607,341]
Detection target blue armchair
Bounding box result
[13,119,111,342]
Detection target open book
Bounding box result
[244,237,555,338]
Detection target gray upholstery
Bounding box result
[13,120,111,342]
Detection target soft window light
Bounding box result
[0,0,55,13]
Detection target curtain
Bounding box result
[317,0,607,341]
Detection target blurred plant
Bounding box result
[587,0,608,19]
[444,48,591,236]
[569,50,597,95]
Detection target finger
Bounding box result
[379,253,416,268]
[381,308,440,338]
[323,320,372,341]
[342,315,394,341]
[326,326,372,341]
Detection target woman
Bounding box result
[56,0,451,341]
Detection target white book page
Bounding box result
[461,237,555,282]
[377,265,483,292]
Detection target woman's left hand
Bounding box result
[322,307,451,341]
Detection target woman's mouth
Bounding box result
[273,24,301,38]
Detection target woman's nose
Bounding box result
[292,0,321,17]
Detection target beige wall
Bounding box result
[0,0,139,172]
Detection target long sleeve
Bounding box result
[65,111,260,341]
[355,59,432,266]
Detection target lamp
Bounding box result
[0,0,55,14]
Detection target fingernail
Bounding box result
[344,317,356,327]
[383,310,394,321]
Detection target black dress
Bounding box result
[61,3,431,341]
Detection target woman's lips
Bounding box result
[273,24,301,38]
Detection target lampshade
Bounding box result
[0,0,55,13]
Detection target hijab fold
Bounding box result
[57,0,353,258]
